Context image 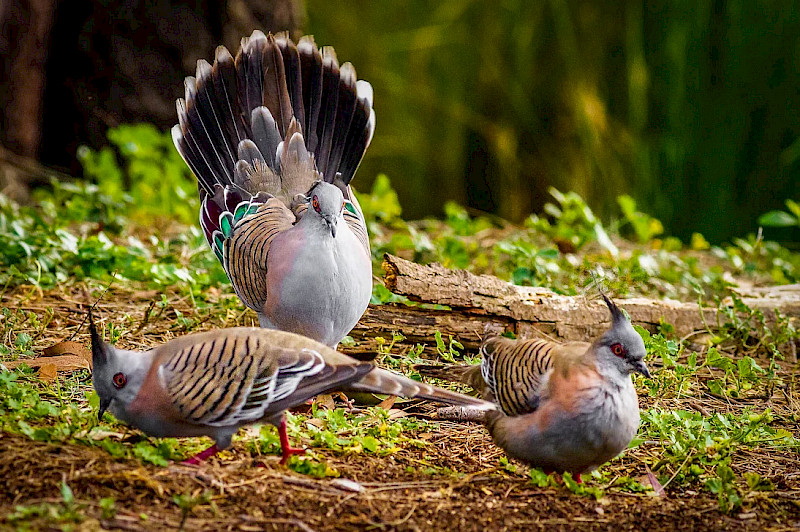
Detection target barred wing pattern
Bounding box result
[480,337,558,416]
[224,197,294,311]
[157,332,327,427]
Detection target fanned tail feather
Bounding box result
[298,36,323,153]
[173,29,374,196]
[172,29,375,268]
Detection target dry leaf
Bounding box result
[4,341,92,383]
[38,363,58,383]
[5,354,89,372]
[315,394,336,411]
[387,408,409,420]
[645,465,665,497]
[376,395,397,410]
[43,340,91,362]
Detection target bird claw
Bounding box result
[278,446,307,465]
[181,443,221,466]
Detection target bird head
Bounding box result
[595,294,650,379]
[90,312,150,421]
[306,181,345,238]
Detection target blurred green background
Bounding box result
[304,0,800,243]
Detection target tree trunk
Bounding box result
[0,0,303,189]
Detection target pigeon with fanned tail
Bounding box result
[416,295,650,482]
[172,30,374,347]
[90,317,495,466]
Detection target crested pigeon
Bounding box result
[417,295,650,481]
[90,319,494,465]
[171,30,374,347]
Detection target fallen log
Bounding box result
[345,254,799,362]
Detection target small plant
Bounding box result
[617,194,664,243]
[77,123,198,226]
[434,330,464,363]
[0,370,181,466]
[173,490,212,529]
[705,464,742,513]
[640,407,798,512]
[6,481,84,526]
[99,497,117,520]
[527,187,618,256]
[758,198,800,229]
[356,173,404,226]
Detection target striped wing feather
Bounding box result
[157,330,370,428]
[225,197,294,311]
[481,337,566,416]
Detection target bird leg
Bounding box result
[278,417,306,465]
[182,443,221,465]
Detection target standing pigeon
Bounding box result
[417,295,650,481]
[171,30,374,347]
[90,318,494,465]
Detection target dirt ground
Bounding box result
[1,285,799,531]
[1,429,797,532]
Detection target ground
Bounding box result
[2,172,800,530]
[1,285,799,531]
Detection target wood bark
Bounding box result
[1,0,303,186]
[344,254,800,361]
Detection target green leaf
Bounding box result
[60,482,74,505]
[757,210,797,227]
[528,468,551,487]
[785,199,800,219]
[361,436,378,453]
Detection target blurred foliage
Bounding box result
[305,0,800,243]
[2,124,798,304]
[759,198,800,229]
[0,124,223,290]
[77,123,198,226]
[359,175,800,300]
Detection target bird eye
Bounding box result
[611,343,626,358]
[312,195,320,213]
[112,372,127,389]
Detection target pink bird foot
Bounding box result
[182,443,221,466]
[278,417,306,465]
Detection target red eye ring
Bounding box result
[611,343,626,358]
[312,195,321,213]
[112,372,127,389]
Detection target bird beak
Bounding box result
[325,217,337,238]
[98,397,111,421]
[632,360,651,378]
